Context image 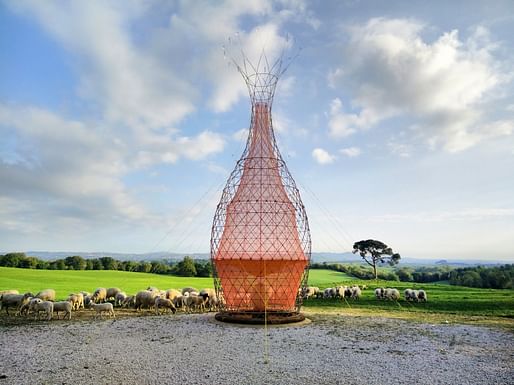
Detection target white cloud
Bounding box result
[330,18,513,152]
[312,148,336,164]
[339,147,361,157]
[8,1,194,132]
[0,103,224,231]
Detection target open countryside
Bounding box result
[2,267,513,324]
[2,1,514,384]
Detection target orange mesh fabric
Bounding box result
[213,102,308,312]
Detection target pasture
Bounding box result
[0,267,213,297]
[1,267,513,326]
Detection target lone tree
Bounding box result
[352,239,401,280]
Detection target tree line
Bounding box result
[0,253,211,278]
[448,264,513,289]
[310,262,513,289]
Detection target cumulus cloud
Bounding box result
[0,103,224,231]
[7,1,194,131]
[312,148,336,164]
[329,18,513,152]
[339,147,361,157]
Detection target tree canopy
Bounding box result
[352,239,401,280]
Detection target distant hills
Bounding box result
[13,250,511,266]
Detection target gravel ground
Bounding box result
[0,313,513,385]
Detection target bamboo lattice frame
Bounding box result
[211,48,311,316]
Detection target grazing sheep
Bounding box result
[90,302,115,319]
[106,288,122,301]
[17,297,34,316]
[36,289,56,302]
[184,294,207,313]
[375,288,385,300]
[84,295,92,308]
[334,286,346,299]
[53,301,72,320]
[0,293,33,315]
[417,290,427,302]
[92,288,107,303]
[67,294,82,310]
[115,292,127,307]
[135,290,160,311]
[182,287,198,295]
[404,289,418,302]
[165,289,182,301]
[350,286,362,299]
[154,297,176,315]
[0,290,19,295]
[200,289,218,311]
[173,295,185,311]
[384,288,400,301]
[302,286,320,300]
[323,288,334,299]
[32,298,53,320]
[122,295,136,308]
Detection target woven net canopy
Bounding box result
[211,47,311,316]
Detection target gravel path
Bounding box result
[0,313,513,385]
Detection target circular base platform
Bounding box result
[215,310,305,325]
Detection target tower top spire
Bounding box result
[223,34,299,104]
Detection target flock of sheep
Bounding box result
[301,285,364,300]
[301,285,428,302]
[0,286,219,321]
[0,284,428,322]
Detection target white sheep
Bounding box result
[334,286,346,299]
[67,294,83,310]
[323,288,334,299]
[350,286,362,299]
[36,289,56,302]
[90,302,115,319]
[184,294,207,313]
[115,292,127,307]
[375,288,385,300]
[181,287,198,295]
[199,289,218,311]
[0,290,19,295]
[417,290,427,302]
[0,293,33,315]
[404,289,418,302]
[384,288,400,301]
[165,289,182,301]
[154,297,176,315]
[106,288,122,301]
[92,288,107,303]
[53,301,72,320]
[301,286,320,300]
[32,298,53,321]
[17,297,34,317]
[135,290,160,311]
[122,295,135,308]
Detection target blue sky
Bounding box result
[1,0,513,260]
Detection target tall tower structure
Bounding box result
[211,48,311,324]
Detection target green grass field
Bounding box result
[1,267,513,324]
[0,267,213,297]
